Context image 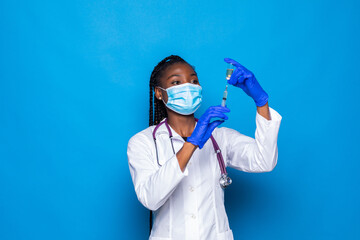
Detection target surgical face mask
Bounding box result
[158,83,202,115]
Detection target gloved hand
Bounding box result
[187,105,230,149]
[224,58,268,107]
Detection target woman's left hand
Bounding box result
[224,58,269,107]
[187,105,230,149]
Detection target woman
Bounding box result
[127,55,282,240]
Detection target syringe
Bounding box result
[221,63,234,107]
[221,85,228,107]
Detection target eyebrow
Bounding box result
[167,73,197,80]
[167,74,180,80]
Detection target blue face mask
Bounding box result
[158,83,202,115]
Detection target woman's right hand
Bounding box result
[187,105,230,149]
[224,58,268,107]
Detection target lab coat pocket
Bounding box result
[217,229,234,240]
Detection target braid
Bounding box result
[149,55,195,126]
[149,82,154,126]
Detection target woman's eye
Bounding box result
[172,81,180,85]
[191,79,199,84]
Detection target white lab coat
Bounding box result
[127,107,282,240]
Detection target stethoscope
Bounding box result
[152,118,232,189]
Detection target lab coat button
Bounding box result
[189,186,194,192]
[191,214,196,219]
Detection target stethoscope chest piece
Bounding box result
[219,174,232,189]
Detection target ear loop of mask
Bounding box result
[157,86,166,102]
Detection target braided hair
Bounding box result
[149,55,196,126]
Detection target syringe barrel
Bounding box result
[221,86,228,107]
[222,90,228,99]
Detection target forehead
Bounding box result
[163,62,195,76]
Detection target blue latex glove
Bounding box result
[187,105,230,149]
[224,58,268,107]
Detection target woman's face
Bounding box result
[155,63,200,103]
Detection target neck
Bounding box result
[167,110,196,137]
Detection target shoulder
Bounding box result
[127,126,155,149]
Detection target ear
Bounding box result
[154,87,163,100]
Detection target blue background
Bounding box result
[1,0,360,239]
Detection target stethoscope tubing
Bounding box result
[152,118,228,176]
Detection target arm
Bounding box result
[128,106,229,210]
[222,58,281,171]
[127,133,187,211]
[224,107,282,172]
[177,142,197,172]
[257,102,271,120]
[179,105,230,171]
